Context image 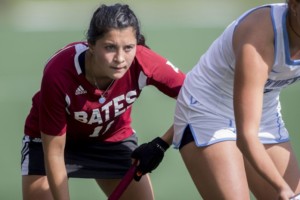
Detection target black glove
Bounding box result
[131,137,170,181]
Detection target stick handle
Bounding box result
[108,161,138,200]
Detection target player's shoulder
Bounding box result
[135,45,167,64]
[239,6,272,29]
[51,41,87,60]
[41,42,85,86]
[237,3,286,32]
[234,5,275,46]
[45,41,86,71]
[48,41,86,58]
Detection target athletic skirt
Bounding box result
[21,134,138,179]
[173,88,290,149]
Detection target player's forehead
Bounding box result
[96,27,137,45]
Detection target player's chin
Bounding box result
[110,73,124,80]
[111,69,128,79]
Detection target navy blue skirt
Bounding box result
[21,134,138,179]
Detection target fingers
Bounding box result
[133,170,143,181]
[131,160,143,181]
[136,170,142,176]
[131,158,140,166]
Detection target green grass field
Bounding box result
[1,0,298,199]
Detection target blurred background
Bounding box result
[1,0,298,199]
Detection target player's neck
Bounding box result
[85,50,113,89]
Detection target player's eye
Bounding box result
[105,45,116,51]
[124,45,135,52]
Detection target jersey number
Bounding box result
[89,121,115,137]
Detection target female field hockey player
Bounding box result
[173,1,300,199]
[21,3,185,200]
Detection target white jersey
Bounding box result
[173,3,300,148]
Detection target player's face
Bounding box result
[90,27,137,80]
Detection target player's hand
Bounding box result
[131,137,170,181]
[277,186,295,200]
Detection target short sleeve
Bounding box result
[135,46,186,97]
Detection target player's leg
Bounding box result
[66,133,154,200]
[174,96,250,199]
[22,175,53,200]
[21,136,53,200]
[245,142,300,199]
[96,174,154,200]
[180,137,250,199]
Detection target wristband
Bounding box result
[152,137,170,152]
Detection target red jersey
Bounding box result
[24,42,185,142]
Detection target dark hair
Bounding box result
[286,0,300,3]
[86,4,147,47]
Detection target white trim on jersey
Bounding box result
[74,44,88,75]
[138,71,147,90]
[65,95,71,115]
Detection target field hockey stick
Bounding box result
[108,160,141,200]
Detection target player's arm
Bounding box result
[160,124,174,145]
[41,132,70,200]
[233,7,294,199]
[131,49,184,180]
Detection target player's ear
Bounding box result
[88,43,94,54]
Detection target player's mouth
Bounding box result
[111,66,127,71]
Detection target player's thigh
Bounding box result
[244,157,278,200]
[96,174,154,200]
[180,141,250,200]
[266,142,300,192]
[22,175,53,200]
[246,142,300,199]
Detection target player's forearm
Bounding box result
[237,135,290,192]
[160,125,174,145]
[41,133,70,200]
[45,155,70,200]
